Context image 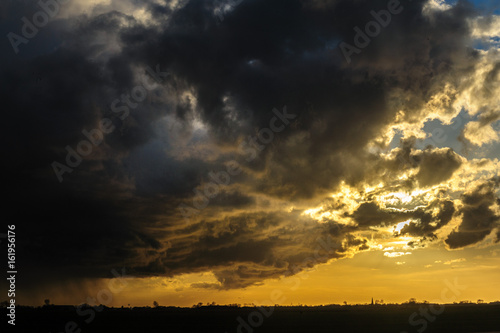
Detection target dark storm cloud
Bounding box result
[341,234,370,251]
[331,137,464,195]
[445,178,500,248]
[127,211,347,289]
[414,147,463,187]
[351,201,410,226]
[114,0,478,196]
[0,0,493,290]
[350,198,455,238]
[207,189,256,207]
[398,199,455,238]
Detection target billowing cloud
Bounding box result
[445,178,500,249]
[463,118,500,146]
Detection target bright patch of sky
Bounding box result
[388,108,500,161]
[467,0,500,15]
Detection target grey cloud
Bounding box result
[445,178,500,248]
[398,199,455,238]
[351,202,410,227]
[414,147,463,187]
[126,211,348,289]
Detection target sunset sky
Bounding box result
[1,0,500,307]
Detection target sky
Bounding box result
[0,0,499,307]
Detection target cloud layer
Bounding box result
[1,0,499,292]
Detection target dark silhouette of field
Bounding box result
[3,303,500,332]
